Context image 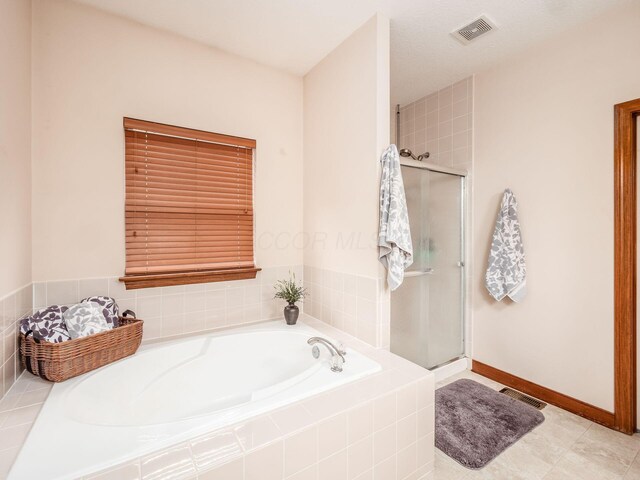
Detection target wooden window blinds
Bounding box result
[120,118,259,289]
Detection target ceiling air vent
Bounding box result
[451,15,496,45]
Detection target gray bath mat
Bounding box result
[435,378,544,469]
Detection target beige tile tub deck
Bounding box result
[7,332,640,480]
[0,375,52,478]
[7,324,640,480]
[3,315,435,480]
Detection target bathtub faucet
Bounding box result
[307,337,347,372]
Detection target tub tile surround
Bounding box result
[1,315,435,480]
[0,374,51,478]
[32,265,303,344]
[6,349,640,480]
[398,76,473,170]
[303,266,391,349]
[0,285,32,400]
[3,268,305,406]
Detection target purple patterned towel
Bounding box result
[80,296,119,327]
[20,305,71,343]
[63,302,110,339]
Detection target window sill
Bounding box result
[119,267,261,290]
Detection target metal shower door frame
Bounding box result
[399,158,468,369]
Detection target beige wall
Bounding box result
[31,0,303,282]
[303,14,390,279]
[302,14,390,347]
[473,2,640,411]
[0,0,32,297]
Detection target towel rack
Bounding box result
[404,268,434,277]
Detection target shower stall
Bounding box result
[390,157,467,371]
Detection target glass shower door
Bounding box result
[390,166,464,370]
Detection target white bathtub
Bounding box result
[9,321,381,480]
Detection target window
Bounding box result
[120,118,259,289]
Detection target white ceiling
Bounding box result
[74,0,631,105]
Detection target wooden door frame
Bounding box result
[614,98,640,434]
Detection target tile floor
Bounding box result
[434,370,640,480]
[1,369,639,480]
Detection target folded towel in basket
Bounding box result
[63,302,111,339]
[20,305,71,343]
[80,296,119,327]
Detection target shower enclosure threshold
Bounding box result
[430,356,470,383]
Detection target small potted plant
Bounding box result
[274,273,308,325]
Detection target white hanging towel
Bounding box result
[378,145,413,290]
[485,188,527,302]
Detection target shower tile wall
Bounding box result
[398,76,473,170]
[397,76,474,358]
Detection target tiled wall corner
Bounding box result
[0,284,33,400]
[303,266,386,348]
[398,76,473,171]
[32,265,302,343]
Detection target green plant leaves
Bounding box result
[273,272,308,305]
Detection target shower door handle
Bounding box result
[404,268,434,277]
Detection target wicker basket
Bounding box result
[19,311,143,382]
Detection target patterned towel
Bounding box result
[485,189,527,302]
[20,305,71,343]
[63,302,111,339]
[80,296,119,328]
[378,145,413,290]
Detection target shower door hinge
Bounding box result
[457,261,465,267]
